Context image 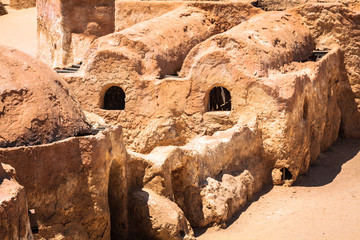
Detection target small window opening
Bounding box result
[103,86,125,110]
[179,230,185,238]
[303,99,308,120]
[208,86,231,111]
[281,168,292,181]
[28,209,38,234]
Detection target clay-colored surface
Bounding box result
[66,3,260,154]
[0,163,33,240]
[123,122,267,229]
[63,7,349,233]
[0,45,91,147]
[0,126,125,240]
[115,1,184,31]
[38,1,261,68]
[2,1,360,239]
[181,11,344,182]
[129,189,195,240]
[10,0,35,9]
[72,9,342,184]
[293,3,360,137]
[37,0,115,67]
[197,139,360,240]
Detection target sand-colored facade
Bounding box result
[0,163,33,240]
[56,3,355,238]
[0,46,126,239]
[2,0,360,239]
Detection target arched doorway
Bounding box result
[207,86,231,111]
[103,86,125,110]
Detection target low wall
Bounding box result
[0,164,33,240]
[0,126,125,240]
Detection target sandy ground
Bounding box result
[0,2,36,57]
[1,5,360,240]
[197,138,360,240]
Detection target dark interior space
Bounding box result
[103,86,125,110]
[208,86,231,111]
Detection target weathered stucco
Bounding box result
[0,163,33,240]
[0,126,124,240]
[0,46,91,147]
[10,0,35,9]
[61,7,349,237]
[4,0,360,239]
[64,3,261,153]
[292,3,360,137]
[0,45,125,240]
[37,0,115,68]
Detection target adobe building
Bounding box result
[0,45,127,239]
[57,5,346,179]
[3,0,356,239]
[0,163,33,240]
[37,0,115,68]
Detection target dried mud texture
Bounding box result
[0,126,125,240]
[83,7,227,78]
[38,1,261,68]
[58,8,350,235]
[128,189,195,240]
[0,45,91,148]
[180,11,314,77]
[67,10,344,183]
[109,121,269,237]
[10,0,35,9]
[32,1,360,238]
[0,163,33,240]
[181,11,343,182]
[292,3,360,138]
[37,0,115,68]
[0,1,7,15]
[65,3,260,154]
[82,3,260,78]
[115,1,184,32]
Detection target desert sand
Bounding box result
[197,139,360,240]
[1,4,360,240]
[0,3,36,57]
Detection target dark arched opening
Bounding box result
[103,86,125,110]
[281,167,293,181]
[207,86,231,111]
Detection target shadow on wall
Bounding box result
[128,190,152,240]
[295,138,360,187]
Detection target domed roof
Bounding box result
[0,46,91,147]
